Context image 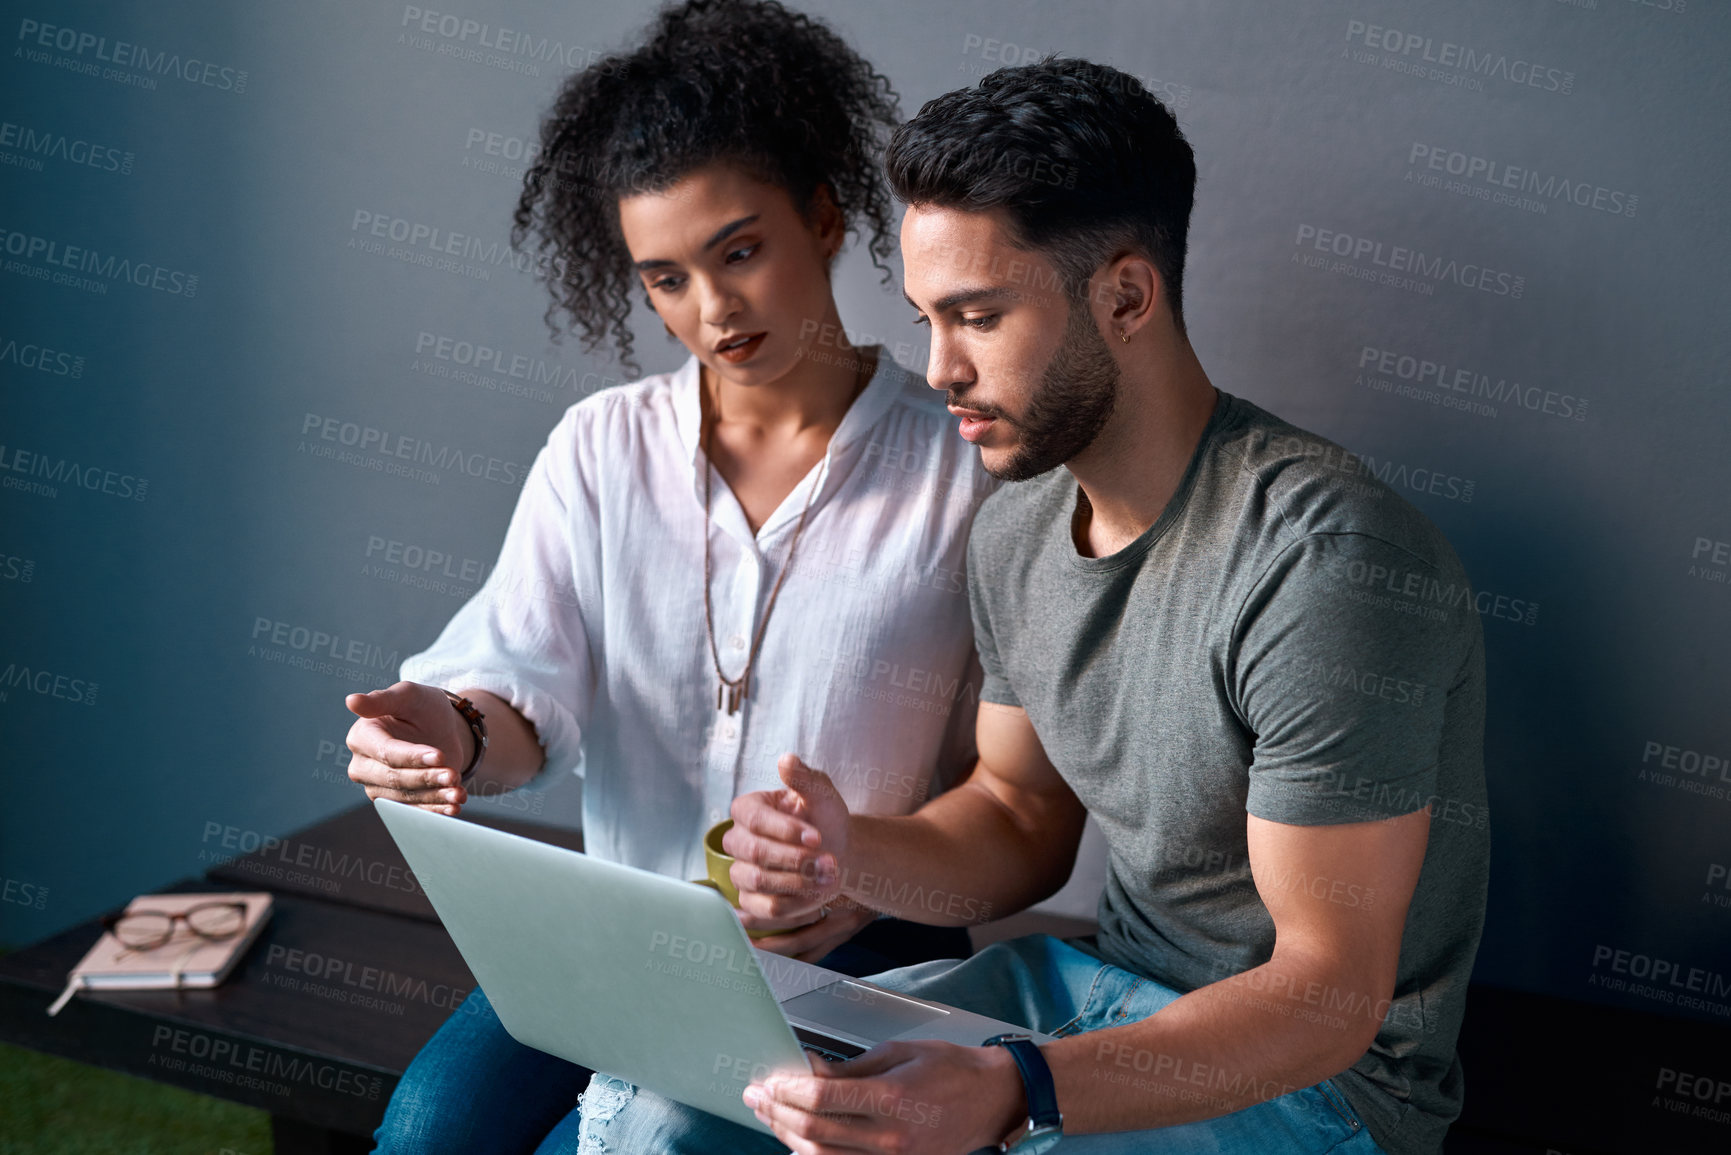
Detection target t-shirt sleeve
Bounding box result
[966,519,1021,708]
[1231,532,1475,825]
[399,409,599,788]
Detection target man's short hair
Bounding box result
[886,58,1196,333]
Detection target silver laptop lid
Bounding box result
[374,799,806,1134]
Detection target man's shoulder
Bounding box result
[1208,396,1484,672]
[1212,393,1466,578]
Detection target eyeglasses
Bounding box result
[100,901,248,952]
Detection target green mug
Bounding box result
[697,818,772,939]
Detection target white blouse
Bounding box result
[400,350,998,882]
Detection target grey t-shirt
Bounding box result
[967,389,1488,1155]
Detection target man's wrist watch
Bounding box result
[443,691,488,784]
[983,1033,1063,1152]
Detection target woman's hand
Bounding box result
[343,682,473,814]
[748,898,877,963]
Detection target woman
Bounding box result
[346,1,993,1150]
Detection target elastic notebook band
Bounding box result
[46,974,84,1017]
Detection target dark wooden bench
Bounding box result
[0,805,579,1152]
[6,804,1725,1153]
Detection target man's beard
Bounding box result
[955,301,1120,482]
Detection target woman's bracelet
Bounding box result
[442,691,488,784]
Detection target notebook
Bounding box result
[46,892,274,1016]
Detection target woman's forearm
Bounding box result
[458,689,546,794]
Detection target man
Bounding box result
[584,58,1487,1155]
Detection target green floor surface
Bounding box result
[0,1039,273,1155]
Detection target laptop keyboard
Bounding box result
[794,1026,867,1062]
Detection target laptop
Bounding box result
[373,799,1051,1134]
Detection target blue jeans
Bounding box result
[370,985,591,1154]
[373,920,971,1153]
[578,935,1392,1154]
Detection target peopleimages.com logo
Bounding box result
[0,443,148,501]
[0,660,98,705]
[0,333,85,377]
[0,118,133,175]
[1342,19,1575,95]
[1,227,198,297]
[1293,224,1524,299]
[395,5,610,77]
[296,412,528,488]
[1406,143,1636,218]
[14,17,250,94]
[1358,345,1586,423]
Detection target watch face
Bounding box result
[1014,1124,1063,1154]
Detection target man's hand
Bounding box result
[344,682,473,814]
[726,754,853,933]
[744,1039,1025,1155]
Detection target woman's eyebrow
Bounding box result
[633,214,762,271]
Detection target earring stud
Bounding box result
[1119,330,1131,344]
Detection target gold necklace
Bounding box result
[700,350,873,715]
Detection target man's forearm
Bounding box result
[837,771,1077,926]
[458,689,545,793]
[1042,950,1385,1134]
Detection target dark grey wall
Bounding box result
[4,0,1728,1046]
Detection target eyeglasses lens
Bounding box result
[113,913,175,949]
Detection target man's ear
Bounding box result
[1104,253,1161,341]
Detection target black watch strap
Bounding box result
[984,1033,1062,1148]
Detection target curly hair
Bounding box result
[510,0,901,374]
